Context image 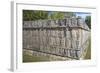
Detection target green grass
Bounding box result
[23,52,50,62]
[84,38,91,59]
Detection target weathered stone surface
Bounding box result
[23,18,90,59]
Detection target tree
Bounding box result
[48,12,76,19]
[23,10,48,21]
[85,16,91,29]
[23,10,76,21]
[63,12,76,18]
[48,12,64,19]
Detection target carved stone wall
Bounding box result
[23,18,90,59]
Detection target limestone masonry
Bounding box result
[23,18,90,60]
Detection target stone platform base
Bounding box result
[23,49,76,61]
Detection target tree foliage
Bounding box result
[23,10,48,21]
[48,12,64,19]
[23,10,76,21]
[63,12,76,18]
[85,16,91,29]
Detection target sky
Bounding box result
[75,12,91,19]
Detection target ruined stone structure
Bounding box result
[23,17,90,60]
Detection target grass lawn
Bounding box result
[84,38,91,59]
[23,52,50,62]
